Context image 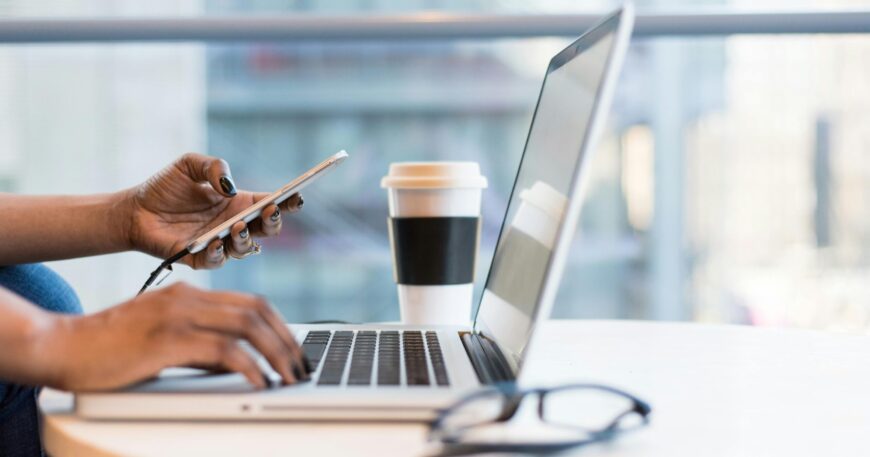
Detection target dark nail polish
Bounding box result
[297,196,304,209]
[261,372,272,389]
[239,227,249,239]
[219,176,237,196]
[302,355,313,374]
[292,362,303,380]
[270,208,280,222]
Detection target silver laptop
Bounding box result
[76,5,634,421]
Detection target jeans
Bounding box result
[0,264,82,457]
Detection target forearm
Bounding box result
[0,288,68,388]
[0,191,133,264]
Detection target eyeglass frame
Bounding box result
[428,382,652,455]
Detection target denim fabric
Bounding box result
[0,264,81,457]
[0,264,82,315]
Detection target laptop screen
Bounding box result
[474,10,629,372]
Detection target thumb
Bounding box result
[178,153,237,197]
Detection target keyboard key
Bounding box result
[301,331,331,368]
[302,344,327,366]
[377,331,400,386]
[426,332,449,386]
[348,331,377,385]
[403,331,430,386]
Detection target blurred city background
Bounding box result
[1,0,870,333]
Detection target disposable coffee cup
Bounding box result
[381,162,488,325]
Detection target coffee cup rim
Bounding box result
[381,161,488,189]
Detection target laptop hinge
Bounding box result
[459,332,516,385]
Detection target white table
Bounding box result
[40,320,870,456]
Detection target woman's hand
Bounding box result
[123,153,303,269]
[43,282,310,391]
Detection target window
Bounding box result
[2,0,870,333]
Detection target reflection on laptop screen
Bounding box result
[475,17,621,369]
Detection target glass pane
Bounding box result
[3,2,870,336]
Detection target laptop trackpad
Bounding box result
[126,368,268,394]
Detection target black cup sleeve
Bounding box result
[388,217,479,285]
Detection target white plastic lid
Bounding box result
[381,162,488,189]
[519,181,567,222]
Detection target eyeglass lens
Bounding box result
[540,387,641,431]
[439,389,508,433]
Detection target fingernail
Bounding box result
[239,227,249,239]
[261,372,272,389]
[302,355,313,374]
[297,196,304,209]
[292,363,304,380]
[270,208,280,222]
[219,176,237,196]
[214,244,224,256]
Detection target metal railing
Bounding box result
[0,10,868,43]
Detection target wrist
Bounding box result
[27,312,76,390]
[109,187,138,252]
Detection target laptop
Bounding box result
[76,5,634,421]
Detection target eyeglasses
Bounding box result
[428,383,651,456]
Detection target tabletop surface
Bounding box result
[41,320,870,456]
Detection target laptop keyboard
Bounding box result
[301,330,449,387]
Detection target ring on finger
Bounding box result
[229,240,262,260]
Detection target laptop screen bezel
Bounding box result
[472,5,635,376]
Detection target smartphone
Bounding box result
[186,150,349,254]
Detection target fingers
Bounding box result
[251,192,304,214]
[237,293,309,381]
[138,283,309,391]
[184,332,267,389]
[205,201,290,266]
[244,295,311,379]
[185,301,298,385]
[227,221,253,258]
[279,193,304,214]
[191,238,227,270]
[243,193,303,238]
[260,204,282,237]
[218,342,268,389]
[177,152,237,198]
[248,192,303,217]
[186,289,309,385]
[245,294,310,374]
